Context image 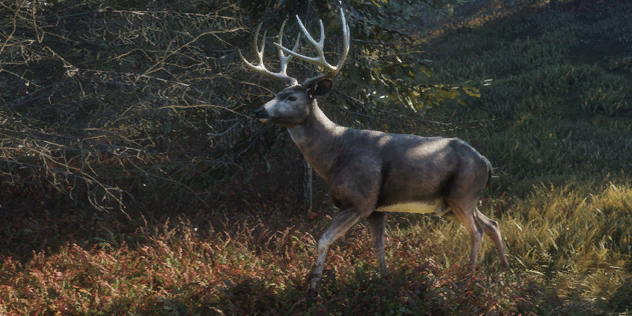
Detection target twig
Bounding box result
[352,39,394,46]
[236,124,273,156]
[208,121,240,137]
[0,160,119,190]
[34,8,230,22]
[7,94,49,109]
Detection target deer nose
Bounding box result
[253,107,268,118]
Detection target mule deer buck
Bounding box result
[240,8,509,290]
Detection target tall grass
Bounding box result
[0,213,603,315]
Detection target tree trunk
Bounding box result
[549,0,558,11]
[298,155,313,216]
[423,7,429,37]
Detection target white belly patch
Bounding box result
[376,201,449,216]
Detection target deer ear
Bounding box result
[307,79,333,98]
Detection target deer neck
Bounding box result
[287,102,346,182]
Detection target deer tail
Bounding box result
[485,157,493,188]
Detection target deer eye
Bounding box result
[288,96,297,101]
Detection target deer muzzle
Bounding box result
[253,107,271,123]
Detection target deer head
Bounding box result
[239,8,349,128]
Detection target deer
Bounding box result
[239,8,509,290]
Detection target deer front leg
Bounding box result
[311,208,368,289]
[366,211,388,276]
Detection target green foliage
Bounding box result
[413,0,632,194]
[608,57,632,73]
[581,87,630,116]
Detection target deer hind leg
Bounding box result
[475,208,509,269]
[446,200,484,270]
[366,211,388,276]
[311,207,368,289]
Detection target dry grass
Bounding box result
[0,210,604,315]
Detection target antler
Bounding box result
[239,20,301,86]
[275,8,350,87]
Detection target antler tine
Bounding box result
[275,8,350,87]
[277,20,301,85]
[238,22,299,86]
